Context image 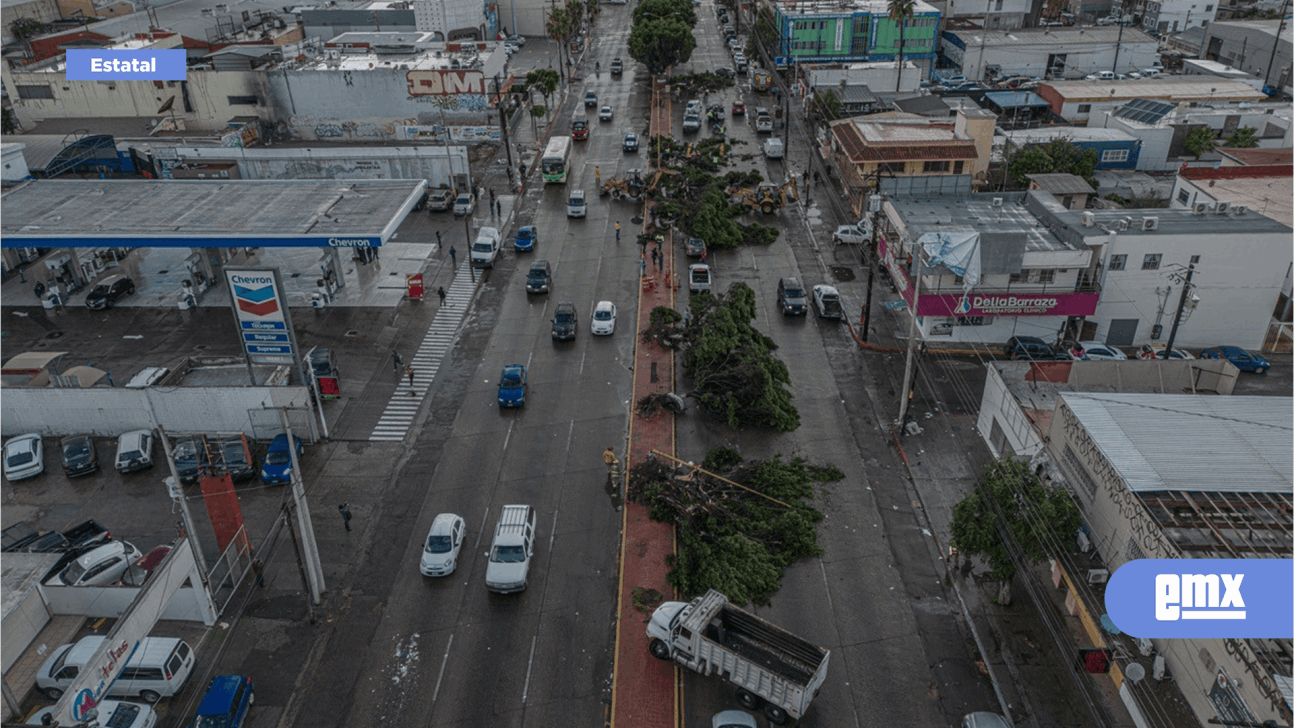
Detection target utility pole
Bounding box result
[153,426,208,585]
[280,410,324,603]
[1163,263,1195,357]
[464,213,476,282]
[1111,19,1125,74]
[896,250,924,432]
[862,192,883,341]
[1263,0,1290,89]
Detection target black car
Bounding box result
[218,437,256,482]
[777,277,808,315]
[552,301,578,340]
[1004,336,1063,361]
[526,260,552,294]
[623,132,639,153]
[584,91,598,107]
[173,436,208,485]
[84,275,135,310]
[59,435,98,477]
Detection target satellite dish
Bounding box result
[1125,662,1146,682]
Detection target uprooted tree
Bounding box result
[950,456,1082,605]
[682,283,799,431]
[629,447,838,605]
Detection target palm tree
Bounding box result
[888,0,916,96]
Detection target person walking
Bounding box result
[489,187,496,208]
[449,246,457,268]
[615,220,621,242]
[391,350,403,373]
[603,446,620,475]
[338,504,353,532]
[683,309,693,328]
[406,365,416,392]
[437,286,447,305]
[803,169,810,186]
[700,247,707,263]
[651,247,659,270]
[436,230,443,247]
[495,198,502,218]
[639,257,647,277]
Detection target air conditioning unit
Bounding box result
[1232,205,1248,215]
[1192,202,1209,214]
[1142,216,1159,231]
[1087,568,1110,584]
[1082,211,1095,227]
[1215,201,1230,214]
[1116,219,1129,231]
[992,197,1004,207]
[1206,202,1218,211]
[1076,531,1093,553]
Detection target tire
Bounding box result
[765,704,789,725]
[736,688,762,710]
[43,688,64,700]
[1256,366,1268,375]
[126,284,135,295]
[761,203,775,214]
[649,638,672,660]
[139,690,162,704]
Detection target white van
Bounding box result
[115,430,156,474]
[763,138,784,159]
[567,189,587,218]
[485,504,536,593]
[124,367,169,388]
[37,636,195,703]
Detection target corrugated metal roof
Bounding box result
[983,91,1049,108]
[1058,393,1293,494]
[1027,173,1095,195]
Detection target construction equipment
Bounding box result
[599,169,649,200]
[730,179,798,214]
[751,69,773,93]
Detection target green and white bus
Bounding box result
[541,136,572,184]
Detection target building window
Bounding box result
[1038,269,1055,283]
[16,84,53,100]
[955,315,989,326]
[1077,103,1092,113]
[1101,149,1130,162]
[1142,253,1162,270]
[1205,4,1212,9]
[1108,254,1127,271]
[227,95,260,106]
[923,160,951,173]
[879,162,905,173]
[1177,189,1191,204]
[1010,270,1024,283]
[1190,254,1201,264]
[954,160,964,174]
[1125,536,1145,562]
[1061,445,1099,500]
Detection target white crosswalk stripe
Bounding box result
[368,263,477,441]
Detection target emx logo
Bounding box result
[1106,559,1292,638]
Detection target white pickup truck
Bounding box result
[831,219,873,245]
[470,226,502,268]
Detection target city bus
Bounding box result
[541,136,572,184]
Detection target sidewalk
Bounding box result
[609,77,677,728]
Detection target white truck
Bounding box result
[470,226,502,268]
[647,589,829,725]
[754,108,773,133]
[831,219,873,245]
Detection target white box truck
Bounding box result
[647,589,829,724]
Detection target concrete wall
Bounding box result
[41,584,209,621]
[155,144,470,189]
[949,38,1159,81]
[1,143,32,182]
[805,63,921,97]
[1,556,59,673]
[1203,21,1292,89]
[0,385,313,438]
[976,363,1047,458]
[1091,111,1177,170]
[1092,228,1292,349]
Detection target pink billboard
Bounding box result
[880,238,1098,317]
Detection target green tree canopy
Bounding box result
[1008,138,1099,187]
[628,16,696,75]
[950,457,1082,582]
[1225,127,1259,148]
[633,0,696,26]
[1184,125,1217,158]
[9,18,47,40]
[807,89,843,123]
[682,283,799,431]
[524,69,559,104]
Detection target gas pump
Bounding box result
[183,252,214,294]
[45,253,82,295]
[311,251,342,308]
[178,280,198,310]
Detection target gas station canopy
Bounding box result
[1,179,427,249]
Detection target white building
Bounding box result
[1141,0,1218,34]
[941,26,1159,82]
[1090,98,1293,171]
[1036,77,1269,124]
[1,38,511,141]
[1,143,31,183]
[939,0,1034,29]
[801,62,921,99]
[413,0,491,40]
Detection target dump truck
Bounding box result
[647,589,829,724]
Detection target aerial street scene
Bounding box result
[0,0,1291,725]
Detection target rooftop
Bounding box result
[888,192,1077,257]
[0,179,426,247]
[983,90,1049,108]
[1042,77,1268,101]
[1208,18,1287,38]
[950,26,1156,46]
[1219,147,1294,166]
[774,0,939,15]
[1179,165,1293,227]
[1056,204,1292,236]
[1027,173,1095,196]
[1002,127,1138,143]
[833,119,979,162]
[1058,393,1292,495]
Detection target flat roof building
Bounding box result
[941,26,1159,83]
[1036,77,1269,123]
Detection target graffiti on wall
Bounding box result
[398,125,501,142]
[287,116,419,141]
[406,69,487,96]
[270,161,389,180]
[220,124,259,148]
[408,93,490,112]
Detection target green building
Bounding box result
[766,0,940,73]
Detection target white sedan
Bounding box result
[599,105,614,121]
[4,433,44,482]
[591,300,617,335]
[1077,341,1127,361]
[420,513,465,577]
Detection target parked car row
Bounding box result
[420,505,538,594]
[3,431,305,485]
[1000,336,1270,372]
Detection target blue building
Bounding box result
[1001,127,1142,170]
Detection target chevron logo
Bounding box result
[233,283,279,317]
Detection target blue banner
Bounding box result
[1106,559,1294,638]
[66,49,187,81]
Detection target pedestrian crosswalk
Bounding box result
[369,265,477,441]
